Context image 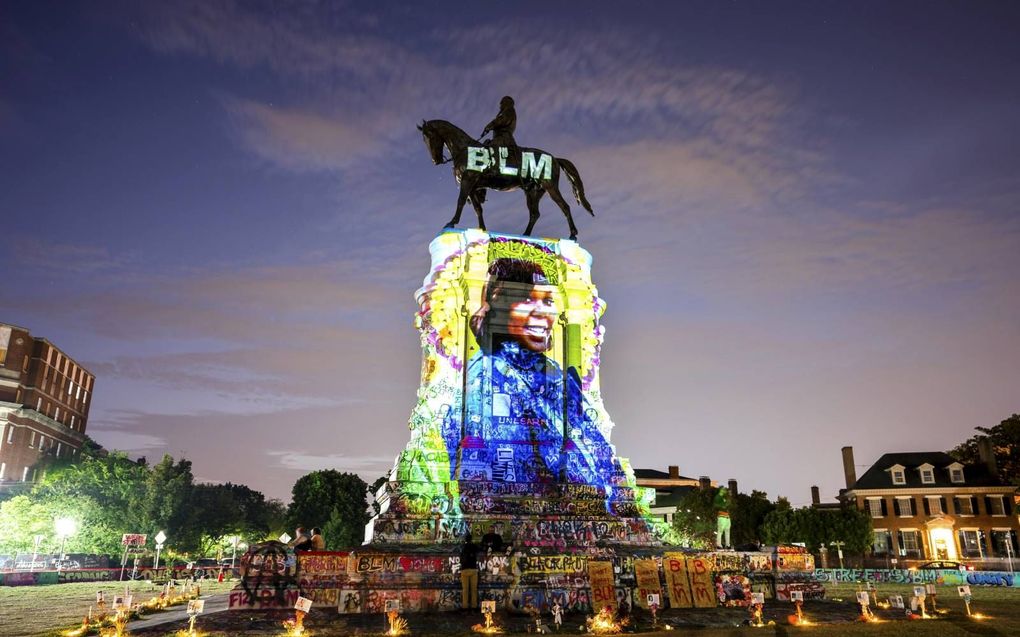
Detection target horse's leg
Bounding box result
[446,184,470,230]
[469,190,486,231]
[545,183,579,240]
[523,188,542,236]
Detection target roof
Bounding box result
[852,452,1010,490]
[633,468,698,481]
[648,486,699,509]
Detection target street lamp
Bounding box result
[55,518,77,568]
[830,541,846,570]
[31,534,44,572]
[229,535,240,571]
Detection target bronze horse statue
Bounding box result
[418,120,594,240]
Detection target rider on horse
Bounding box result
[481,96,518,150]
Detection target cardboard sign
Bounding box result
[890,595,904,609]
[113,595,132,611]
[856,591,870,606]
[187,599,205,615]
[751,592,765,605]
[790,590,804,602]
[634,559,662,610]
[294,596,313,613]
[96,591,105,603]
[664,554,693,609]
[279,532,292,544]
[587,561,617,612]
[646,593,660,606]
[957,586,971,596]
[121,534,147,547]
[385,599,401,612]
[481,600,496,614]
[913,586,926,599]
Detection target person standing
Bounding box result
[291,527,311,551]
[310,528,326,550]
[459,532,480,610]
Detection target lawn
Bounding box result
[4,580,1018,636]
[0,579,236,637]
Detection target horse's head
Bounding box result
[418,119,446,165]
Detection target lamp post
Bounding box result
[830,541,846,570]
[229,535,239,571]
[31,534,44,572]
[1006,532,1015,574]
[55,518,76,570]
[154,530,167,572]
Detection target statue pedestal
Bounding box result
[366,229,674,551]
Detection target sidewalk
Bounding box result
[128,592,231,631]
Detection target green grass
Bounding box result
[4,581,1019,636]
[0,579,236,637]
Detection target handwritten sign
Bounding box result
[587,561,616,612]
[634,559,661,609]
[121,534,146,547]
[187,600,205,615]
[664,554,693,609]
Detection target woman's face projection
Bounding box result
[497,285,557,352]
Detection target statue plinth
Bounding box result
[366,229,677,549]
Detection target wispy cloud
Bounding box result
[266,451,395,473]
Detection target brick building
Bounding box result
[840,444,1019,568]
[0,323,93,487]
[634,465,722,523]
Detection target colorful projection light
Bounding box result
[368,230,678,547]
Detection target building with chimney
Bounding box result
[634,465,724,523]
[0,323,93,488]
[840,444,1019,568]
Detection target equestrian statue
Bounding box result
[418,96,594,241]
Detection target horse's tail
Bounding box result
[557,158,594,216]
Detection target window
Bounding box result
[867,498,884,518]
[988,496,1006,516]
[956,496,975,515]
[21,466,29,482]
[950,467,964,483]
[920,469,934,484]
[29,431,36,448]
[36,397,42,410]
[5,426,12,444]
[22,354,29,372]
[54,407,60,421]
[892,469,906,485]
[990,530,1017,558]
[899,530,922,557]
[15,388,21,402]
[958,530,983,558]
[873,530,892,555]
[70,416,75,430]
[896,497,914,517]
[927,496,943,515]
[0,462,5,480]
[56,442,62,457]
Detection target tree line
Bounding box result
[0,439,378,559]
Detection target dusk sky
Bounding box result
[2,1,1018,505]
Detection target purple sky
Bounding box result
[2,1,1018,505]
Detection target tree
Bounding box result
[730,490,776,547]
[287,470,369,547]
[671,487,716,549]
[950,414,1020,486]
[138,455,198,552]
[761,506,872,555]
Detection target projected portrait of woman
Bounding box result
[450,257,616,487]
